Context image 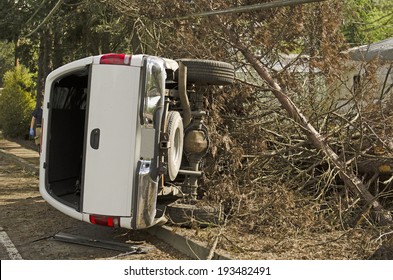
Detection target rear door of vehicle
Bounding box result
[82,63,141,217]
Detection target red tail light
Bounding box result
[99,53,131,65]
[89,215,120,227]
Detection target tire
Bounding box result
[167,111,184,181]
[166,202,221,226]
[176,59,235,85]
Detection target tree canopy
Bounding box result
[1,0,391,89]
[0,0,390,94]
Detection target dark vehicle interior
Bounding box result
[45,68,89,210]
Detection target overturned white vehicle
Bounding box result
[39,54,234,229]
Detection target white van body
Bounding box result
[39,54,234,229]
[39,54,177,229]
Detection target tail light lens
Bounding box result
[99,53,131,65]
[89,215,120,227]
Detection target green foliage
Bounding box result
[0,40,15,87]
[0,66,35,137]
[343,0,393,45]
[0,0,24,41]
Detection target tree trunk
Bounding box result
[36,29,52,107]
[52,25,63,69]
[14,38,19,67]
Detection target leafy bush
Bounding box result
[0,66,35,137]
[0,41,15,88]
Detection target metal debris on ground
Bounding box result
[54,232,148,254]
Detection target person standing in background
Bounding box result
[29,101,43,152]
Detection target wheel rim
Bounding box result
[167,111,184,181]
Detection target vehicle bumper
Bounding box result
[132,160,166,229]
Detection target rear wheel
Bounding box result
[166,111,184,181]
[176,59,235,85]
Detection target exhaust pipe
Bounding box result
[178,61,192,127]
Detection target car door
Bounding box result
[82,64,141,217]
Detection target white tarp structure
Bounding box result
[348,37,393,62]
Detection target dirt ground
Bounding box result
[0,154,188,260]
[175,223,389,260]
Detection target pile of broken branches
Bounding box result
[203,48,393,237]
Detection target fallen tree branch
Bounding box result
[229,37,392,225]
[206,234,220,260]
